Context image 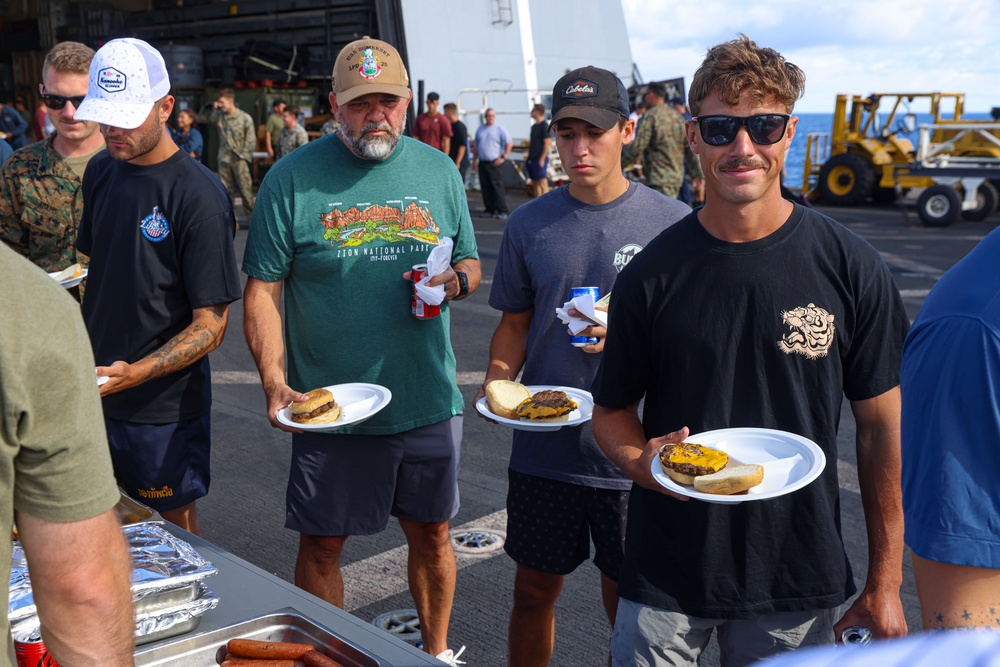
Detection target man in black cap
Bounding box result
[475,65,690,666]
[414,91,452,155]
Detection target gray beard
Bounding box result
[337,113,401,160]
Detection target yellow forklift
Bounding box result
[803,93,1000,225]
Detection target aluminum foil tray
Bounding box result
[135,583,220,646]
[116,491,164,525]
[134,609,380,666]
[126,523,218,600]
[12,584,218,646]
[10,523,217,624]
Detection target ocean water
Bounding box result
[783,111,995,191]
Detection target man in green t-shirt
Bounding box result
[243,36,479,666]
[0,244,133,666]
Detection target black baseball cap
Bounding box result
[550,66,630,130]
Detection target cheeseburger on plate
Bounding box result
[289,388,341,425]
[659,441,764,495]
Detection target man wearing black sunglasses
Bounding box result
[0,41,105,296]
[593,35,909,666]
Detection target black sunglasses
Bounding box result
[693,114,790,146]
[41,93,86,110]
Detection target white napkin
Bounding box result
[413,237,454,306]
[555,292,609,334]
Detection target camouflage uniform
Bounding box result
[0,135,90,277]
[320,118,340,136]
[622,103,703,199]
[276,123,308,160]
[200,106,256,219]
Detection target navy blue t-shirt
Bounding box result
[489,181,689,488]
[78,149,242,424]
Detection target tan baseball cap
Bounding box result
[331,36,410,104]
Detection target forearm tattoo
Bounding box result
[142,305,227,382]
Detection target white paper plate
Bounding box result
[48,267,88,289]
[475,385,594,432]
[276,383,392,432]
[650,427,826,504]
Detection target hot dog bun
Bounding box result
[289,388,341,424]
[692,464,765,495]
[485,380,532,420]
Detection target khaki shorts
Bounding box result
[611,597,837,667]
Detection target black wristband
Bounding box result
[455,270,469,297]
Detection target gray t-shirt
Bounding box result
[489,181,690,488]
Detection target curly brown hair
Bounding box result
[688,34,805,116]
[42,41,95,77]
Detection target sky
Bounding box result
[621,0,1000,113]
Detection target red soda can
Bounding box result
[411,264,441,319]
[14,628,60,667]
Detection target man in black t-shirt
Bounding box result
[592,36,909,666]
[526,102,551,198]
[74,38,242,535]
[443,102,469,182]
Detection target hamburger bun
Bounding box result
[485,380,532,420]
[692,464,765,495]
[290,388,341,424]
[51,263,83,282]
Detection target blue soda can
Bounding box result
[841,626,872,647]
[569,286,601,347]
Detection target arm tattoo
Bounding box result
[140,307,227,382]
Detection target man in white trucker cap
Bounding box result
[74,38,242,535]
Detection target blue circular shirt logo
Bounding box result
[140,206,170,242]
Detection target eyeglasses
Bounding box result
[41,93,86,110]
[693,114,790,146]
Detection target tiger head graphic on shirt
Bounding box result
[778,303,836,359]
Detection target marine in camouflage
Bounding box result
[200,106,256,218]
[0,135,90,274]
[622,103,703,199]
[276,123,308,160]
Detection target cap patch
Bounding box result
[563,78,598,99]
[359,48,382,80]
[97,67,127,94]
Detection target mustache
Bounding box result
[360,121,392,135]
[718,157,768,170]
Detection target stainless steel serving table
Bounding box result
[134,526,442,666]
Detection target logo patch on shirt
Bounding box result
[359,48,382,80]
[563,78,598,99]
[778,303,835,359]
[140,206,170,242]
[613,243,643,273]
[97,67,127,93]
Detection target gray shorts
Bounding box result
[286,416,462,536]
[611,597,837,667]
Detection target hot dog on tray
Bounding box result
[220,638,344,667]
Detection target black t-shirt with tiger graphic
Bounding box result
[591,204,909,618]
